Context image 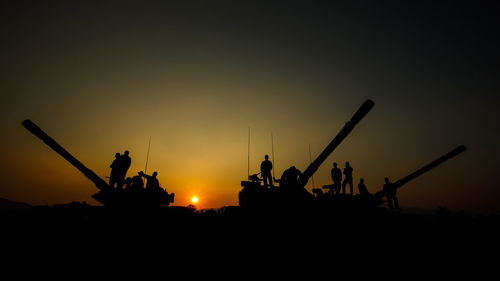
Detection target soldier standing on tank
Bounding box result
[331,162,342,195]
[260,155,273,188]
[342,162,354,195]
[117,150,131,189]
[383,177,400,212]
[109,152,121,188]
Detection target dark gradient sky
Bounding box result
[1,0,499,212]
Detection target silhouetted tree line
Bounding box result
[1,202,498,235]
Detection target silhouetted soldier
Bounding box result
[124,177,132,190]
[109,152,121,188]
[342,162,354,195]
[383,177,400,212]
[331,162,342,194]
[142,171,160,191]
[280,166,302,188]
[130,171,144,191]
[358,178,369,197]
[260,155,273,188]
[117,150,131,189]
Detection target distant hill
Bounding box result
[0,197,31,210]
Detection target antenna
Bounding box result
[309,144,315,189]
[247,127,250,180]
[145,136,151,174]
[271,132,275,180]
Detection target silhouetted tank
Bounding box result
[239,99,375,208]
[22,120,174,208]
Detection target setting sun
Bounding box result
[191,197,199,204]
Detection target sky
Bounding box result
[0,0,499,213]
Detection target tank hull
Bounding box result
[239,181,313,210]
[92,189,174,208]
[239,182,384,211]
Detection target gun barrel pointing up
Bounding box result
[374,145,467,199]
[22,119,110,191]
[297,99,375,188]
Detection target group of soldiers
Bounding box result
[110,152,398,211]
[258,155,399,212]
[259,154,302,189]
[330,162,357,195]
[109,151,131,189]
[109,151,164,192]
[331,162,400,212]
[330,162,399,212]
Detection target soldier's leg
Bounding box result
[387,197,394,211]
[394,196,400,212]
[263,174,269,187]
[342,180,346,194]
[349,179,353,195]
[109,176,116,188]
[117,175,125,189]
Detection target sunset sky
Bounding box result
[1,1,499,213]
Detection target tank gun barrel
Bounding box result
[297,99,375,188]
[22,120,109,191]
[374,145,467,199]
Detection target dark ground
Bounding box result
[1,201,498,275]
[2,201,498,246]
